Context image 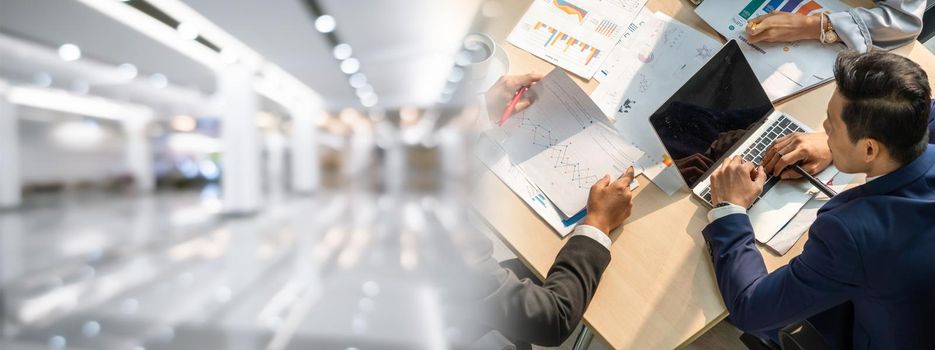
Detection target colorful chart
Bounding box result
[596,19,620,38]
[739,0,768,19]
[552,0,589,23]
[780,0,805,12]
[534,21,601,65]
[795,1,824,15]
[739,0,826,19]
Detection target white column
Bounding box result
[346,124,374,185]
[0,81,21,208]
[123,111,155,193]
[382,126,406,195]
[265,131,286,198]
[289,100,321,194]
[218,63,262,214]
[0,214,24,285]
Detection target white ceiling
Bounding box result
[0,0,484,111]
[0,0,217,94]
[184,0,483,109]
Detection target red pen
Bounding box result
[498,86,529,126]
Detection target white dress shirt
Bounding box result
[827,0,925,53]
[571,225,612,250]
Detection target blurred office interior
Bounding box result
[0,0,521,349]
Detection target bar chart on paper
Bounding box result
[493,70,643,217]
[523,21,602,68]
[508,0,648,78]
[738,0,828,20]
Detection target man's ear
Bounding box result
[861,138,881,163]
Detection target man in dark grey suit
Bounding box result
[455,74,634,347]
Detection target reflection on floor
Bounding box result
[0,187,480,350]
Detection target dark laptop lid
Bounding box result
[649,40,774,188]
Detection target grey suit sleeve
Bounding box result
[482,236,611,347]
[827,0,925,52]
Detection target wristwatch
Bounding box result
[715,201,735,208]
[819,12,839,44]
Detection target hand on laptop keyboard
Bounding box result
[761,131,832,179]
[709,155,767,208]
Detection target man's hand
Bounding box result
[746,12,821,44]
[710,156,767,208]
[761,131,832,179]
[582,166,635,235]
[484,73,542,125]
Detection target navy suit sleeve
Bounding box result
[928,102,935,144]
[702,214,864,334]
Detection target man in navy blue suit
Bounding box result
[704,50,935,349]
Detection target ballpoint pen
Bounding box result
[790,164,837,198]
[498,86,530,126]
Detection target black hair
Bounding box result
[833,50,931,165]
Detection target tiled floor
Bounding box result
[0,188,484,349]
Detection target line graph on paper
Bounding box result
[494,70,644,216]
[514,116,601,189]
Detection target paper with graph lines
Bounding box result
[489,70,644,217]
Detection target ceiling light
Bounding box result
[355,85,374,99]
[361,94,378,107]
[7,86,151,120]
[58,44,82,61]
[176,22,200,40]
[148,73,168,89]
[339,108,358,124]
[340,58,360,74]
[117,63,138,80]
[333,43,352,60]
[171,115,197,132]
[349,73,367,88]
[315,15,336,33]
[400,106,419,123]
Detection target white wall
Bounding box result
[18,108,128,186]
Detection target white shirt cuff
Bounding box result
[707,204,748,223]
[571,225,611,250]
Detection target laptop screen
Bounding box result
[649,40,774,188]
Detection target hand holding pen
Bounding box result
[484,73,542,126]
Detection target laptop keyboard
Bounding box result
[699,115,805,205]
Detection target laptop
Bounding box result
[648,40,817,243]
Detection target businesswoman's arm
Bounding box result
[746,0,925,52]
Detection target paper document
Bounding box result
[489,70,644,217]
[590,11,722,194]
[475,134,583,236]
[695,0,851,101]
[507,0,648,79]
[766,171,856,255]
